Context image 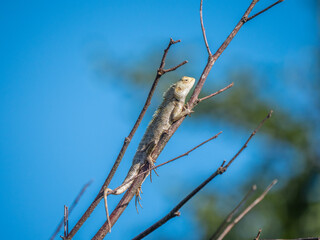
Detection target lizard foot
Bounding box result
[135,186,143,213]
[147,156,159,183]
[184,107,194,117]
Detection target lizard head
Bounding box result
[174,76,196,100]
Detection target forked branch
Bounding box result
[210,184,257,240]
[214,180,278,240]
[66,38,187,240]
[132,112,272,240]
[93,0,284,237]
[50,180,92,240]
[247,0,285,22]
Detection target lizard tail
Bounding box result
[103,188,112,233]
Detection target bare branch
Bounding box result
[197,82,234,103]
[200,0,212,56]
[189,0,259,105]
[210,184,257,240]
[132,112,272,240]
[62,205,69,239]
[50,180,92,240]
[109,131,222,195]
[66,38,186,240]
[92,0,284,236]
[247,0,285,22]
[216,180,278,240]
[254,229,262,240]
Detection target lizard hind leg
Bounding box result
[143,141,159,182]
[146,155,159,183]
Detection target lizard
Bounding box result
[104,76,195,229]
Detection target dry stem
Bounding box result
[66,38,186,240]
[50,180,92,240]
[108,132,222,195]
[132,112,272,240]
[197,82,234,103]
[210,184,257,240]
[92,0,284,236]
[215,180,278,240]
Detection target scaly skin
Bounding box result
[111,76,195,195]
[104,76,195,225]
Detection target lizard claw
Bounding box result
[147,156,159,182]
[135,187,143,213]
[185,108,194,116]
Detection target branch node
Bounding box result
[174,211,181,217]
[157,69,165,76]
[217,166,226,174]
[241,16,248,23]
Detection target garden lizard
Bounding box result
[104,76,195,227]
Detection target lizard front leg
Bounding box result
[171,102,194,122]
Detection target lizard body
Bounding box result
[104,76,195,226]
[110,76,195,195]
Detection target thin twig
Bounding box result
[197,82,234,103]
[200,0,212,56]
[132,112,272,240]
[216,180,278,240]
[163,60,188,73]
[225,110,273,169]
[66,38,186,239]
[64,205,68,239]
[102,132,221,234]
[210,184,257,240]
[247,0,285,22]
[109,131,222,194]
[255,229,262,240]
[188,0,260,106]
[50,180,92,240]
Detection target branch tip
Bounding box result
[254,229,262,240]
[200,0,212,56]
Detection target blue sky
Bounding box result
[0,0,317,239]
